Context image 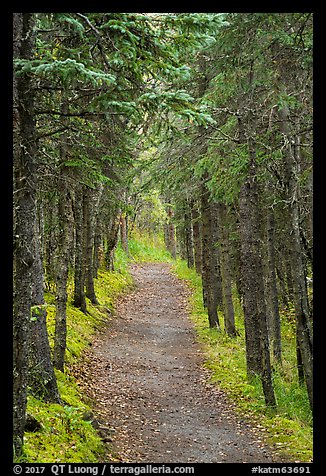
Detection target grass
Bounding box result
[18,246,133,463]
[21,373,106,463]
[128,230,173,263]
[18,234,312,463]
[19,235,170,463]
[173,259,313,462]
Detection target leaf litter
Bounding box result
[74,263,286,463]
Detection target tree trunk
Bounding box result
[239,176,263,377]
[239,162,276,406]
[264,206,282,363]
[275,261,289,309]
[105,212,120,271]
[13,12,36,456]
[184,201,194,268]
[191,202,202,274]
[84,187,101,304]
[217,203,236,337]
[210,201,224,312]
[44,193,56,292]
[278,105,313,410]
[29,216,61,402]
[200,183,220,328]
[73,185,87,313]
[164,205,177,259]
[167,207,177,260]
[93,218,102,279]
[120,212,129,256]
[53,95,71,372]
[53,169,70,372]
[285,250,294,304]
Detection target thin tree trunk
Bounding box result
[239,161,276,406]
[167,208,177,260]
[13,12,37,455]
[239,175,263,377]
[210,201,224,311]
[84,187,100,304]
[296,338,305,385]
[200,183,220,328]
[184,201,194,268]
[53,186,69,371]
[191,202,202,274]
[275,262,289,309]
[73,185,87,313]
[264,206,282,363]
[44,194,56,292]
[93,218,102,279]
[165,205,177,259]
[105,212,120,272]
[53,97,71,372]
[285,252,294,304]
[217,203,236,337]
[164,223,169,252]
[29,217,61,402]
[278,105,313,410]
[120,212,129,256]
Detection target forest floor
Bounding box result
[78,262,286,463]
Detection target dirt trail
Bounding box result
[80,263,284,463]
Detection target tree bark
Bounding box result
[53,95,71,372]
[278,105,313,409]
[105,212,120,271]
[44,194,56,292]
[93,217,102,279]
[13,12,37,455]
[53,169,70,372]
[200,183,220,328]
[73,184,87,313]
[120,212,129,256]
[263,206,282,363]
[191,202,202,274]
[239,175,263,376]
[184,201,195,268]
[168,210,177,260]
[210,201,224,311]
[239,160,276,406]
[84,186,103,304]
[29,217,61,402]
[164,205,177,259]
[217,203,236,337]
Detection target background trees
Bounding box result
[13,12,226,456]
[151,13,312,408]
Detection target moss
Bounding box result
[173,259,313,462]
[20,263,134,463]
[21,389,105,463]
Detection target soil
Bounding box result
[78,262,286,463]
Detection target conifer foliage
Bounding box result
[13,12,312,457]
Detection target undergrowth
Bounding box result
[18,234,313,463]
[19,246,132,463]
[128,230,173,263]
[173,259,313,462]
[19,234,170,463]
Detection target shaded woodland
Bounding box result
[13,13,312,458]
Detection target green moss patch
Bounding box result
[22,374,105,463]
[173,259,313,462]
[20,260,133,463]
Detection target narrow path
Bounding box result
[80,263,283,463]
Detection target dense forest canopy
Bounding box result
[13,12,312,461]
